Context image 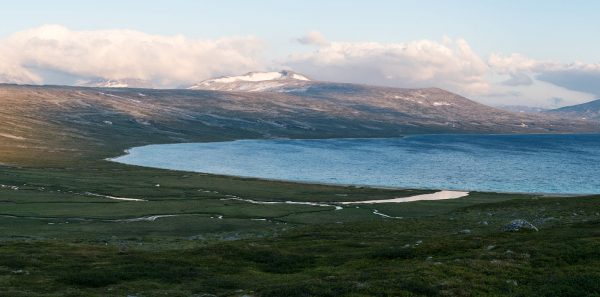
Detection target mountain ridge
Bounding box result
[546,98,600,121]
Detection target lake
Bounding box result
[111,134,600,195]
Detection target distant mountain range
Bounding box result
[70,71,600,125]
[494,100,600,122]
[1,71,599,165]
[545,99,600,121]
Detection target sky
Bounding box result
[1,0,599,107]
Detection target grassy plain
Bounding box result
[2,160,600,296]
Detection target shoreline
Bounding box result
[107,140,599,198]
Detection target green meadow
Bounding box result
[2,158,600,296]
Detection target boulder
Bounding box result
[502,219,539,232]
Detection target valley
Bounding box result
[3,3,600,295]
[1,79,600,296]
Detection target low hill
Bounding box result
[546,98,600,121]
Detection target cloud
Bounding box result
[0,45,41,84]
[475,76,595,108]
[550,97,566,106]
[489,53,600,97]
[284,37,490,94]
[501,72,533,86]
[296,31,329,46]
[0,25,265,87]
[488,53,539,74]
[536,64,600,97]
[0,25,597,107]
[488,53,535,86]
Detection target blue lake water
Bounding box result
[112,134,600,195]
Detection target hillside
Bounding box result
[546,98,600,121]
[0,81,598,165]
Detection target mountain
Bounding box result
[1,79,598,166]
[546,99,600,121]
[188,70,311,92]
[77,78,154,88]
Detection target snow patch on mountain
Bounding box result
[188,71,311,92]
[210,71,309,83]
[77,78,153,88]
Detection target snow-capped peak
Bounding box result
[204,71,309,84]
[188,70,312,92]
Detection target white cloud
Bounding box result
[488,53,539,74]
[489,53,600,97]
[296,31,329,46]
[475,78,595,108]
[488,53,537,86]
[0,25,597,108]
[0,44,41,84]
[284,37,491,95]
[288,37,599,106]
[501,72,533,86]
[0,25,265,87]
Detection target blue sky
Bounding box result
[1,0,599,107]
[3,0,599,61]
